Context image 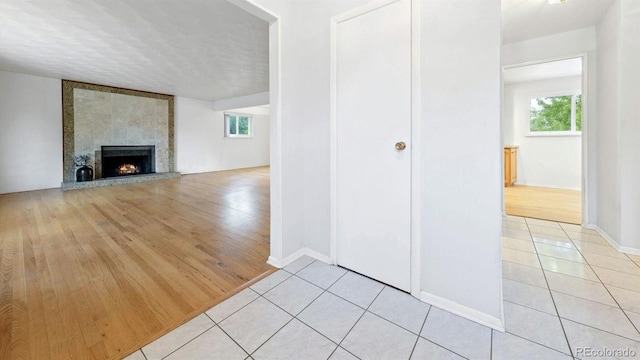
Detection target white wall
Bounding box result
[596,1,621,242]
[420,0,503,327]
[213,91,269,111]
[254,0,374,259]
[503,76,582,190]
[618,0,640,251]
[175,96,269,174]
[255,0,503,328]
[0,71,62,194]
[503,27,597,224]
[596,0,640,252]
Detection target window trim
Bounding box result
[527,90,582,137]
[224,113,253,138]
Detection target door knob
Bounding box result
[395,142,406,151]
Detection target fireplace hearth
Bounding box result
[101,145,155,178]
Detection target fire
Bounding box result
[117,164,139,175]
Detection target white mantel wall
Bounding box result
[0,71,62,194]
[503,76,582,190]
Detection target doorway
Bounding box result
[331,0,412,291]
[502,56,585,224]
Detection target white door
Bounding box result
[336,0,411,291]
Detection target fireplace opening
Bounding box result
[101,145,155,178]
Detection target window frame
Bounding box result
[527,91,582,137]
[224,113,253,138]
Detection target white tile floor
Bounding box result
[124,216,640,360]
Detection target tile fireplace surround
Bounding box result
[62,80,175,184]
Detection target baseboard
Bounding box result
[267,247,332,268]
[595,226,640,256]
[514,182,581,191]
[420,291,505,332]
[619,246,640,256]
[267,256,284,268]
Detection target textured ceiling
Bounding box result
[1,0,616,98]
[0,0,269,101]
[503,57,582,84]
[502,0,615,44]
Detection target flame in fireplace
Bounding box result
[117,164,139,175]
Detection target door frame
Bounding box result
[501,53,590,225]
[228,0,283,263]
[329,0,422,297]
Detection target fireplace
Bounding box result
[101,145,155,178]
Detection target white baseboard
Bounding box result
[267,247,332,268]
[267,256,284,268]
[272,250,509,332]
[515,182,580,191]
[595,226,640,256]
[619,246,640,256]
[420,291,505,332]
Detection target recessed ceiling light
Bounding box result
[547,0,568,4]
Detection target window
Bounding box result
[225,113,252,138]
[529,93,582,134]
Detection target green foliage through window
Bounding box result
[530,94,581,132]
[229,116,237,135]
[225,114,252,137]
[238,117,249,135]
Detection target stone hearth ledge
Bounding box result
[61,172,181,191]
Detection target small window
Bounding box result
[529,93,582,134]
[225,113,252,138]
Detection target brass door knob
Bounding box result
[395,142,406,151]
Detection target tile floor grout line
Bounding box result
[208,274,299,358]
[539,282,628,308]
[489,327,493,360]
[252,270,349,357]
[213,321,254,358]
[364,308,424,338]
[284,290,345,348]
[502,299,557,316]
[502,275,549,291]
[556,315,640,343]
[283,257,317,275]
[246,314,297,357]
[210,288,262,325]
[262,260,386,357]
[410,306,476,360]
[293,260,349,292]
[333,283,386,353]
[512,218,640,344]
[502,258,547,271]
[501,329,579,358]
[562,227,640,337]
[526,217,575,359]
[156,323,216,360]
[146,246,638,359]
[420,338,470,360]
[139,348,149,360]
[623,253,640,269]
[408,306,430,359]
[582,261,640,277]
[203,311,216,324]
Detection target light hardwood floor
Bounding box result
[0,167,273,360]
[505,185,581,224]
